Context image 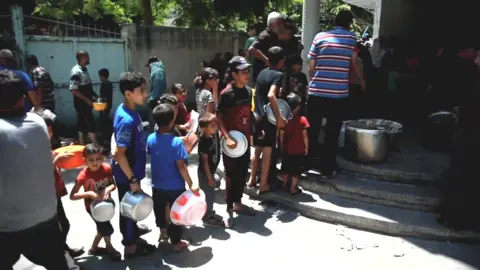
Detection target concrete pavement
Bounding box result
[13,160,480,270]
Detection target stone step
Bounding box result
[336,151,448,185]
[299,172,440,212]
[244,187,480,242]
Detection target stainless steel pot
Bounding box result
[338,120,354,148]
[344,120,389,163]
[90,199,115,222]
[263,99,293,125]
[120,191,153,222]
[358,119,403,151]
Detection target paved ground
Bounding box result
[14,162,480,270]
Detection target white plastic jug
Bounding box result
[170,190,207,226]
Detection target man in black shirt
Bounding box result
[248,46,286,194]
[249,13,303,89]
[248,12,285,84]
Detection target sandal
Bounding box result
[203,216,225,227]
[172,240,189,253]
[226,213,235,229]
[107,250,122,261]
[247,182,257,188]
[88,247,108,256]
[124,243,155,260]
[257,184,271,195]
[138,224,152,236]
[290,187,302,195]
[233,205,256,216]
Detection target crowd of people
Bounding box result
[7,8,480,270]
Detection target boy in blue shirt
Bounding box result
[147,103,199,252]
[111,72,155,259]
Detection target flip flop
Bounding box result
[172,241,189,253]
[88,247,108,256]
[107,250,122,261]
[234,205,256,216]
[124,243,155,260]
[203,216,225,227]
[138,224,152,236]
[290,188,302,195]
[226,215,235,229]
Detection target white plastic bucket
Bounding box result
[170,190,207,226]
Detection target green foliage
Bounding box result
[33,0,170,25]
[31,0,372,33]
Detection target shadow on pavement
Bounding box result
[78,252,173,270]
[185,225,231,244]
[158,245,214,268]
[230,208,274,237]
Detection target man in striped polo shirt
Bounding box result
[306,10,364,179]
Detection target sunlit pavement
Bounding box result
[14,160,480,270]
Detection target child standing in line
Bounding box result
[280,93,310,195]
[157,93,182,137]
[147,103,200,252]
[111,72,155,258]
[98,68,113,150]
[42,115,85,260]
[197,112,224,227]
[70,144,121,261]
[289,56,308,115]
[171,83,190,136]
[217,56,257,228]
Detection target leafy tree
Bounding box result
[31,0,372,34]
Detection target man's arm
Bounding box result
[351,51,365,90]
[70,69,92,106]
[307,60,315,81]
[19,71,40,110]
[267,73,285,127]
[307,35,319,80]
[174,138,196,190]
[249,36,269,66]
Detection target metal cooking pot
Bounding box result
[263,99,293,125]
[344,120,389,163]
[90,198,115,222]
[358,119,403,151]
[120,191,153,222]
[422,111,457,152]
[338,120,354,148]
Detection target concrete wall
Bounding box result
[122,25,245,106]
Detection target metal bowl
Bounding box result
[263,99,293,125]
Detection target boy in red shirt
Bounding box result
[280,93,310,195]
[70,144,121,261]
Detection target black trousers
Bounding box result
[152,188,185,245]
[0,216,69,270]
[57,198,70,251]
[306,95,348,175]
[223,149,250,210]
[118,183,140,246]
[100,107,112,145]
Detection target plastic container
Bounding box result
[93,98,108,111]
[170,190,207,226]
[53,145,85,169]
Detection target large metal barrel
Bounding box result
[344,120,389,164]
